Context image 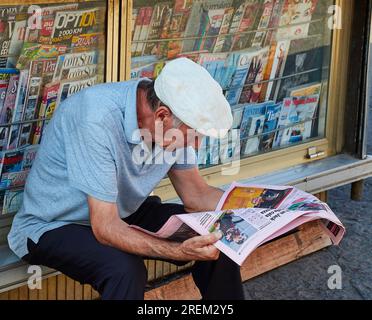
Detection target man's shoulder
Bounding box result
[58,80,136,125]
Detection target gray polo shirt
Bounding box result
[8,78,197,258]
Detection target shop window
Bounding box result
[0,1,107,215]
[130,0,334,169]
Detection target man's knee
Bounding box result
[107,253,147,283]
[105,253,147,286]
[96,252,147,299]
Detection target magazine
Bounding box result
[275,41,324,101]
[230,0,262,51]
[0,73,19,150]
[56,75,97,106]
[142,2,172,55]
[225,49,255,106]
[51,8,100,45]
[213,7,235,53]
[5,69,29,150]
[129,182,345,266]
[251,0,275,48]
[278,94,320,147]
[239,102,268,155]
[53,50,99,81]
[265,40,290,101]
[276,0,319,41]
[238,46,270,104]
[259,102,282,151]
[1,188,23,215]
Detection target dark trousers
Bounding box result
[23,196,244,300]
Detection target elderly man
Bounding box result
[8,58,244,300]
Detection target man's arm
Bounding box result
[168,167,224,213]
[88,196,221,261]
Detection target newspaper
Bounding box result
[129,182,345,265]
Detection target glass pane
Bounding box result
[0,1,107,215]
[130,0,334,168]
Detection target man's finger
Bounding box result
[186,231,223,247]
[191,245,220,260]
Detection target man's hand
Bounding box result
[179,232,223,261]
[88,196,222,262]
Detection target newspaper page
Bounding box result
[129,182,345,266]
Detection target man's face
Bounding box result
[153,106,203,150]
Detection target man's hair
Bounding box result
[138,80,183,127]
[138,80,161,111]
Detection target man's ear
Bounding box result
[155,106,173,125]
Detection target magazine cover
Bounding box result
[0,69,18,116]
[5,69,29,150]
[213,7,234,53]
[287,82,322,97]
[251,0,275,48]
[276,0,319,40]
[241,113,266,156]
[143,2,173,56]
[225,49,255,106]
[272,97,292,148]
[259,102,282,151]
[71,33,103,52]
[231,104,245,129]
[200,8,226,52]
[197,136,208,167]
[18,77,42,148]
[0,170,29,190]
[53,50,99,82]
[51,7,100,45]
[32,82,60,145]
[5,15,27,68]
[0,74,19,151]
[161,0,193,59]
[207,136,220,166]
[132,6,147,56]
[60,64,97,81]
[263,0,285,45]
[230,0,262,51]
[219,129,241,163]
[135,6,154,57]
[1,188,23,215]
[278,94,320,146]
[24,3,80,44]
[197,52,229,87]
[21,144,39,170]
[275,41,324,101]
[183,0,233,53]
[0,148,24,179]
[56,75,97,106]
[239,102,268,153]
[257,42,277,101]
[239,46,270,104]
[265,40,290,101]
[16,42,68,70]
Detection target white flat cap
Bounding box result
[154,57,233,138]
